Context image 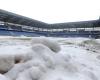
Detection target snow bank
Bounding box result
[16,66,44,80]
[0,37,60,75]
[0,45,32,73]
[4,38,60,80]
[31,37,61,53]
[79,39,100,53]
[5,44,56,80]
[0,54,14,73]
[0,74,11,80]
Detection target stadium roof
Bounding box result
[0,9,100,29]
[0,9,48,27]
[50,20,100,29]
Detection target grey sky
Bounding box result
[0,0,100,23]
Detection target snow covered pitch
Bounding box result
[0,36,100,80]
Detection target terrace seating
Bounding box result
[0,29,40,37]
[0,25,8,30]
[9,25,22,31]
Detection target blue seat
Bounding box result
[0,25,8,30]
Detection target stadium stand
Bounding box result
[0,9,100,38]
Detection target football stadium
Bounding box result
[1,7,100,80]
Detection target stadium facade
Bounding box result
[0,9,100,38]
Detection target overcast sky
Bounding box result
[0,0,100,23]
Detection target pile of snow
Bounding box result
[79,39,100,53]
[0,74,10,80]
[0,37,100,80]
[0,54,14,73]
[31,37,61,52]
[53,37,90,45]
[0,37,61,80]
[5,38,60,80]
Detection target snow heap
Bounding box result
[0,37,100,80]
[0,74,10,80]
[79,39,100,53]
[0,37,61,80]
[0,54,14,74]
[31,37,61,53]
